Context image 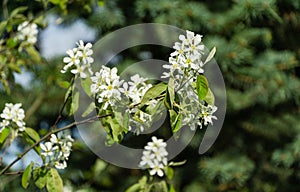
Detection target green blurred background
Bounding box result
[1,0,300,191]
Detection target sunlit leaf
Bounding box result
[33,167,48,189]
[196,75,208,100]
[140,82,167,106]
[0,127,10,144]
[46,168,63,192]
[22,162,34,189]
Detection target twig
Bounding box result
[51,77,74,131]
[0,114,111,176]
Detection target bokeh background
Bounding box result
[1,0,300,191]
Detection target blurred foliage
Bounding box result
[1,0,300,191]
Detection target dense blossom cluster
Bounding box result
[40,132,74,169]
[90,66,154,133]
[162,30,217,130]
[162,30,205,79]
[91,66,124,110]
[61,40,94,78]
[0,103,26,134]
[139,136,168,177]
[16,21,38,45]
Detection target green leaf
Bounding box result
[125,183,141,192]
[82,102,96,117]
[58,81,70,89]
[140,82,167,105]
[10,6,28,18]
[46,168,63,192]
[23,128,41,154]
[196,75,208,100]
[109,117,124,142]
[71,91,79,115]
[169,160,187,167]
[24,128,40,142]
[169,110,182,133]
[204,88,215,106]
[0,21,7,34]
[0,127,10,144]
[81,77,92,97]
[7,38,18,48]
[164,78,175,110]
[26,46,41,63]
[22,162,34,189]
[169,184,176,192]
[166,167,174,180]
[204,47,216,65]
[33,167,48,189]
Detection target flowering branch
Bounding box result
[0,113,111,176]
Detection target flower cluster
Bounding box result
[200,104,218,128]
[90,67,154,133]
[0,103,26,134]
[91,66,124,110]
[120,74,154,133]
[139,136,168,177]
[61,40,94,78]
[40,132,74,169]
[162,30,217,131]
[162,30,205,79]
[16,21,38,45]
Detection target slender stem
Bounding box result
[0,114,111,176]
[51,77,74,131]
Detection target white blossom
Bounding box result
[61,40,94,78]
[16,21,38,44]
[139,136,168,177]
[0,103,26,133]
[40,142,56,157]
[40,132,74,169]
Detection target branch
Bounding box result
[51,77,74,131]
[0,113,111,176]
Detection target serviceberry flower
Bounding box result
[199,104,218,128]
[16,21,38,44]
[0,103,26,134]
[91,66,124,110]
[61,40,94,78]
[40,132,74,170]
[139,136,168,177]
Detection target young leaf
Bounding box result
[10,6,28,18]
[125,183,141,192]
[140,82,167,106]
[169,110,182,133]
[164,78,175,110]
[82,102,96,117]
[33,167,48,189]
[169,184,176,192]
[70,91,80,115]
[204,47,216,65]
[22,162,34,189]
[81,77,92,97]
[204,88,215,106]
[24,128,40,143]
[58,81,70,89]
[0,127,10,144]
[46,168,63,192]
[196,75,208,100]
[169,160,187,167]
[166,167,174,180]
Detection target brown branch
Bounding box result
[0,114,111,176]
